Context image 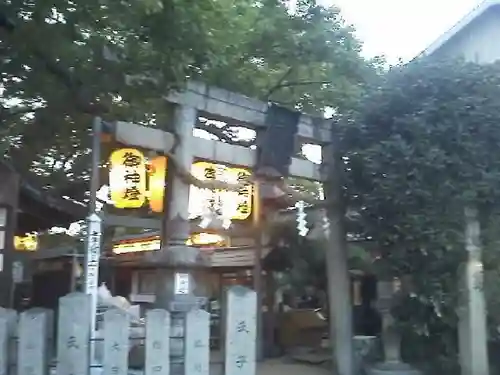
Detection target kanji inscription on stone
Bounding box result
[224,286,257,375]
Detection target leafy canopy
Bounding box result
[340,58,500,371]
[1,0,376,201]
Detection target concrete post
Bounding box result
[458,206,489,375]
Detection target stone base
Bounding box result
[367,362,422,375]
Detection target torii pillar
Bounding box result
[151,104,208,311]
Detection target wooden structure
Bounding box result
[0,162,84,309]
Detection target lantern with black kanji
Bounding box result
[109,148,147,209]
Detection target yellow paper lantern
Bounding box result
[147,156,167,213]
[188,161,253,220]
[109,148,147,209]
[226,167,253,220]
[14,233,38,251]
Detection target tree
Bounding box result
[340,58,500,373]
[1,0,219,199]
[1,0,378,203]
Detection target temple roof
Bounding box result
[17,180,86,234]
[0,161,87,234]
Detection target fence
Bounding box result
[0,286,257,375]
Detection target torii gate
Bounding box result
[88,81,353,375]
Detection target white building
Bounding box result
[420,0,500,63]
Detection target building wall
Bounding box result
[432,6,500,64]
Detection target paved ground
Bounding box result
[83,357,332,375]
[258,359,332,375]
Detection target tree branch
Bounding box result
[0,106,37,122]
[200,123,255,147]
[269,80,333,92]
[265,67,294,99]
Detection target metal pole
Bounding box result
[84,117,103,364]
[252,179,263,361]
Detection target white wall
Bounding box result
[432,5,500,64]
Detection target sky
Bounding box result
[321,0,484,64]
[198,0,487,164]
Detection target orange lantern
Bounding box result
[148,156,167,213]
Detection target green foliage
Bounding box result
[199,0,378,114]
[340,58,500,371]
[1,0,376,202]
[2,0,218,198]
[267,217,373,291]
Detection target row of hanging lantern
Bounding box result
[108,148,253,227]
[108,147,329,237]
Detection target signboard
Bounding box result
[112,232,228,255]
[84,213,102,334]
[109,148,147,209]
[188,162,253,221]
[112,237,161,254]
[174,273,190,295]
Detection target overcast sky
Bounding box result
[321,0,483,63]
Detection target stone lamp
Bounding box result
[367,279,421,375]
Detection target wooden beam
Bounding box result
[165,81,331,144]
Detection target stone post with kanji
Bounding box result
[224,286,257,375]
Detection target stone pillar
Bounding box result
[149,104,209,311]
[145,104,209,374]
[458,207,489,375]
[367,280,421,375]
